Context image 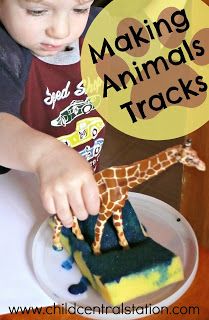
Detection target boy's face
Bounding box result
[0,0,93,56]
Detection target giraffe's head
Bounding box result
[177,139,206,171]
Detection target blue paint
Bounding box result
[115,277,121,283]
[52,245,63,251]
[61,256,74,270]
[156,265,169,286]
[68,276,89,295]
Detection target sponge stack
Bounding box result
[50,200,184,306]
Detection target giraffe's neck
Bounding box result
[122,145,182,190]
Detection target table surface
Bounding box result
[1,170,209,320]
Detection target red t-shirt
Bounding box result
[21,42,105,172]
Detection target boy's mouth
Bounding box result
[40,43,65,52]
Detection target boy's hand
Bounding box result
[35,141,100,227]
[0,113,99,226]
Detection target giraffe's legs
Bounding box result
[52,215,63,251]
[72,216,84,240]
[92,210,110,255]
[113,210,129,249]
[52,215,84,251]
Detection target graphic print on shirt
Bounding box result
[56,115,105,171]
[20,43,105,173]
[51,95,101,127]
[45,80,105,171]
[79,137,104,169]
[44,80,71,110]
[47,86,104,171]
[79,138,104,160]
[57,117,105,147]
[57,116,105,171]
[42,80,105,171]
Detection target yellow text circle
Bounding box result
[81,0,209,140]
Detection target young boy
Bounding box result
[0,0,105,227]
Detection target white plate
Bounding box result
[32,192,198,320]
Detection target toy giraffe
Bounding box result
[52,139,205,254]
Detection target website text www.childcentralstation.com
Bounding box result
[8,302,200,316]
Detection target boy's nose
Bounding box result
[46,15,70,39]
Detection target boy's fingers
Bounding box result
[41,192,56,214]
[82,179,100,215]
[68,190,88,221]
[54,194,73,228]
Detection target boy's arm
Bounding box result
[0,112,100,226]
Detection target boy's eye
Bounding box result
[26,9,48,16]
[73,8,89,14]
